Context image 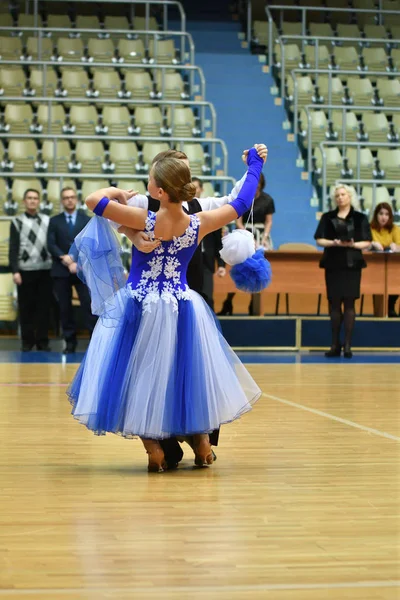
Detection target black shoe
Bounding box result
[63,343,77,354]
[21,343,34,352]
[343,347,353,359]
[217,299,233,316]
[325,346,342,358]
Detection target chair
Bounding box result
[46,14,72,33]
[26,36,53,61]
[376,79,400,107]
[102,106,130,136]
[361,186,391,212]
[87,38,115,62]
[125,71,153,100]
[141,142,169,166]
[332,46,360,70]
[133,16,158,32]
[154,71,184,99]
[80,179,109,203]
[0,36,22,60]
[347,147,374,179]
[377,148,400,178]
[299,109,328,148]
[0,13,13,32]
[148,39,176,64]
[253,20,278,48]
[281,21,303,44]
[331,110,359,141]
[274,43,301,71]
[41,140,71,172]
[135,106,163,136]
[0,67,26,96]
[316,76,344,104]
[61,68,90,97]
[75,15,101,42]
[391,48,400,71]
[304,45,330,69]
[0,274,17,322]
[347,77,374,105]
[4,104,33,133]
[363,112,390,143]
[361,48,388,77]
[182,143,205,175]
[115,178,147,195]
[118,39,145,64]
[11,179,43,208]
[92,70,121,99]
[69,104,98,135]
[104,15,130,36]
[336,24,362,45]
[0,220,11,266]
[8,140,37,172]
[56,38,85,62]
[314,146,343,185]
[286,75,314,110]
[393,112,400,135]
[201,182,215,198]
[75,141,105,173]
[46,178,75,209]
[0,178,8,206]
[29,67,58,96]
[17,14,43,40]
[109,142,139,174]
[363,24,389,39]
[37,104,66,134]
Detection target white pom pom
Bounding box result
[220,229,256,266]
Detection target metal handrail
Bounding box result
[0,132,228,175]
[303,104,400,173]
[0,26,194,66]
[265,4,400,67]
[0,95,217,139]
[289,67,399,136]
[0,58,206,100]
[319,140,400,209]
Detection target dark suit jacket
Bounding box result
[47,210,91,277]
[202,230,224,273]
[147,196,205,293]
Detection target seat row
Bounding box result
[0,67,189,102]
[0,140,210,177]
[327,184,400,212]
[0,36,179,65]
[0,103,202,138]
[313,146,400,183]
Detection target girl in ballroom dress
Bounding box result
[68,146,264,472]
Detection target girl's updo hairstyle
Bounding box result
[151,157,196,204]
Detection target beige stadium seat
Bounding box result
[393,112,400,134]
[118,39,145,64]
[314,146,342,185]
[46,178,75,208]
[377,148,400,178]
[8,140,37,172]
[135,106,163,136]
[12,179,43,207]
[133,16,159,31]
[347,77,374,105]
[336,24,362,45]
[0,36,22,60]
[0,67,26,96]
[47,14,72,32]
[0,178,7,204]
[57,38,84,62]
[394,187,400,203]
[347,147,374,179]
[102,106,130,136]
[363,24,389,39]
[148,39,176,64]
[167,106,195,137]
[29,67,58,96]
[26,36,53,61]
[4,104,33,133]
[286,75,314,109]
[274,43,301,70]
[363,112,390,143]
[0,274,17,321]
[154,70,184,99]
[0,220,11,266]
[376,79,400,107]
[281,21,303,42]
[331,110,359,141]
[37,104,66,134]
[0,13,13,32]
[391,48,400,71]
[115,178,147,195]
[317,76,344,104]
[361,186,391,212]
[81,179,109,203]
[182,143,205,176]
[75,141,105,173]
[87,38,115,62]
[299,109,328,147]
[109,142,139,174]
[361,47,388,76]
[304,45,330,69]
[17,13,43,40]
[104,15,130,35]
[253,20,278,47]
[391,25,400,39]
[201,181,215,198]
[357,12,379,27]
[61,68,90,97]
[93,70,121,98]
[69,104,98,135]
[308,22,333,37]
[141,142,169,166]
[332,46,359,70]
[75,15,101,42]
[41,140,71,172]
[125,71,153,100]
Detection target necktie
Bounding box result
[67,215,74,235]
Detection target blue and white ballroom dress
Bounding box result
[68,211,261,439]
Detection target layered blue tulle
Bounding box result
[69,216,126,326]
[230,248,272,293]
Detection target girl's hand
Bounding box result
[242,144,268,164]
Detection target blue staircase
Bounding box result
[186,20,317,247]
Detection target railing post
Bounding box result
[293,71,299,139]
[247,0,252,46]
[307,108,312,175]
[280,38,285,101]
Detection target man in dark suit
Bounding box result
[47,187,97,353]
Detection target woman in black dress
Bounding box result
[314,184,372,358]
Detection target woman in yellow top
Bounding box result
[370,202,400,317]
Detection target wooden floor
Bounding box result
[0,361,399,600]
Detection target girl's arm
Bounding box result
[198,147,264,241]
[85,187,147,230]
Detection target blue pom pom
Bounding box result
[230,248,272,293]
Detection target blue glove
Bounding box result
[229,148,264,218]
